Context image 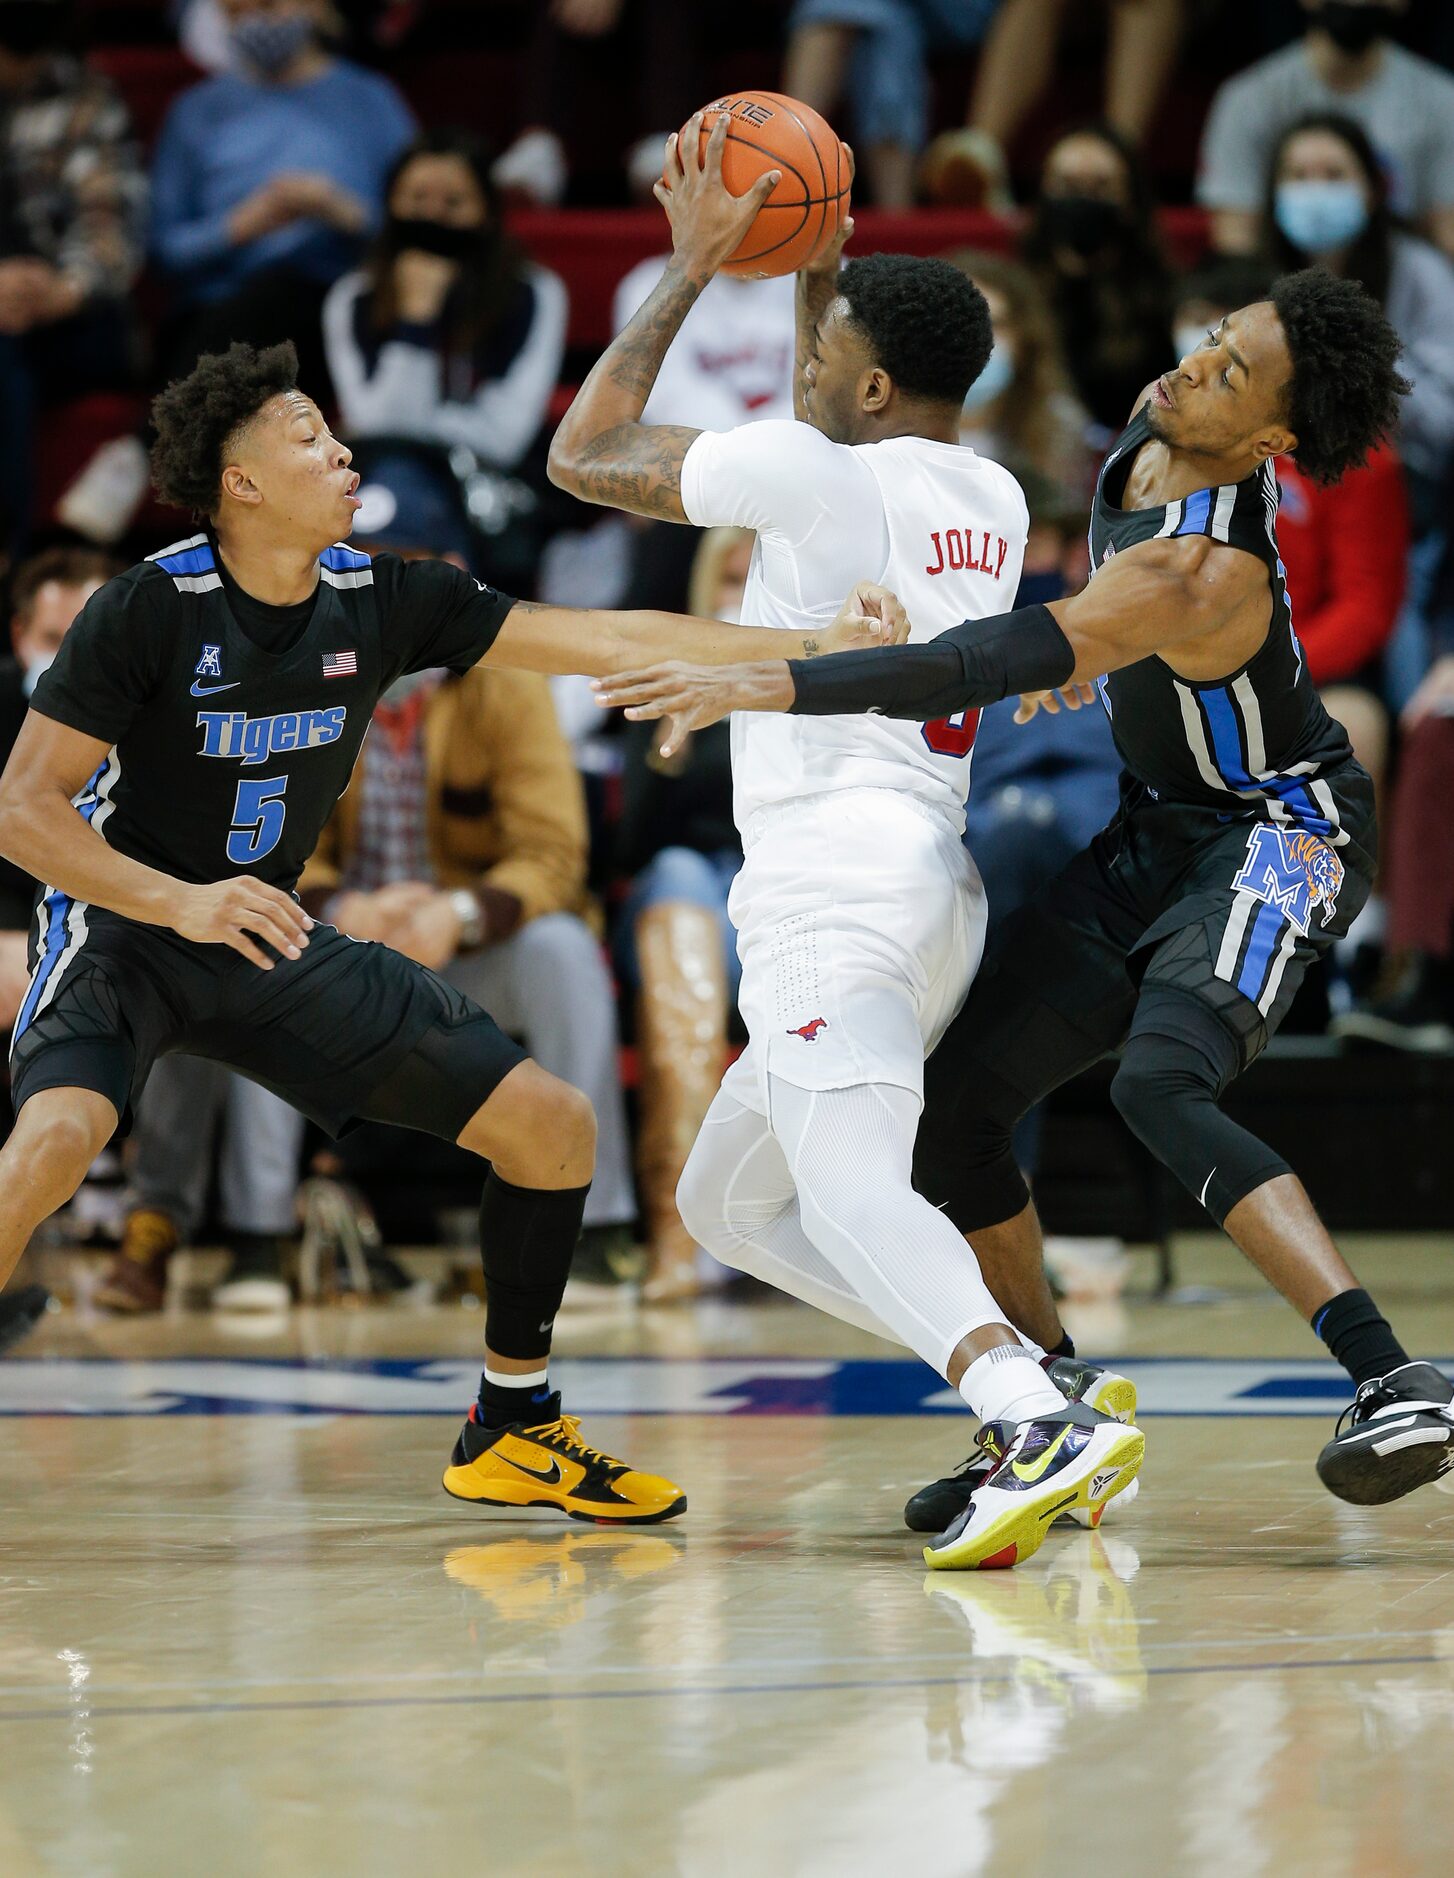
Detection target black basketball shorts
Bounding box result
[8,906,527,1140]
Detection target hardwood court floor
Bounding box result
[2,1238,1452,1878]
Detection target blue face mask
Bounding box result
[232,11,314,79]
[1274,179,1369,255]
[962,342,1014,414]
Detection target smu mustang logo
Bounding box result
[1233,825,1345,935]
[196,706,348,766]
[788,1018,829,1042]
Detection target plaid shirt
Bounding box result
[346,676,444,892]
[1,55,146,298]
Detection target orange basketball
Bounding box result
[669,91,850,278]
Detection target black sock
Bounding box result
[1313,1288,1409,1387]
[478,1368,556,1429]
[1046,1331,1076,1361]
[478,1169,589,1364]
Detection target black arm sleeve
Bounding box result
[786,603,1075,721]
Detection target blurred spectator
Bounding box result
[0,546,115,1028]
[962,490,1126,1299]
[947,248,1094,502]
[1335,520,1454,1052]
[1021,124,1174,437]
[96,1067,305,1314]
[921,0,1185,208]
[324,129,567,470]
[492,0,709,207]
[613,526,747,1298]
[150,0,415,398]
[782,0,1000,208]
[1259,111,1454,517]
[298,547,638,1283]
[1198,0,1454,260]
[0,0,144,552]
[611,259,794,431]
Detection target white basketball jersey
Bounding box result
[679,421,1028,834]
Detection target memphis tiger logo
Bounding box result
[1233,825,1345,936]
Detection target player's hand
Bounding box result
[389,891,464,971]
[657,112,780,281]
[1014,683,1098,725]
[173,878,313,970]
[331,883,435,944]
[593,660,794,759]
[824,581,911,652]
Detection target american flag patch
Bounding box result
[321,650,358,679]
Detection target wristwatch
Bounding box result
[449,887,486,951]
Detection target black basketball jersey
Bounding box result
[30,533,515,892]
[1090,406,1355,844]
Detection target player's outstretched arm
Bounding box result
[484,581,908,680]
[594,537,1265,749]
[0,715,313,971]
[547,112,778,520]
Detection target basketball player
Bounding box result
[0,338,899,1522]
[550,113,1145,1571]
[600,270,1454,1519]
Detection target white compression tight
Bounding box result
[679,1078,1024,1380]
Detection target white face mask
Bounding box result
[1173,322,1211,366]
[21,651,55,697]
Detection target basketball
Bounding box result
[668,91,850,278]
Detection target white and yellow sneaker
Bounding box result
[923,1406,1144,1572]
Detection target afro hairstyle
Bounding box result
[837,253,993,405]
[1270,270,1410,486]
[149,340,301,516]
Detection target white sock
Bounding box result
[959,1346,1065,1427]
[483,1364,549,1390]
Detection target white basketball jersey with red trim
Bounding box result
[679,422,1028,834]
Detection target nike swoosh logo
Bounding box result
[1012,1424,1074,1485]
[509,1455,565,1486]
[1198,1167,1217,1208]
[191,680,240,696]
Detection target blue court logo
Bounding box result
[1233,824,1345,935]
[195,643,223,678]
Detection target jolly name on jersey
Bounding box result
[924,526,1011,581]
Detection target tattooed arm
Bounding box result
[794,172,854,422]
[547,110,779,521]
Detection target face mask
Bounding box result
[21,650,54,696]
[388,216,487,263]
[962,342,1015,413]
[1275,178,1369,254]
[231,12,314,79]
[1174,322,1211,365]
[0,2,61,58]
[1039,193,1125,258]
[1316,2,1387,57]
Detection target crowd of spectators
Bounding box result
[2,0,1452,1311]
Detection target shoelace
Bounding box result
[1334,1376,1396,1438]
[528,1413,624,1475]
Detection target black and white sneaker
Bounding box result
[1316,1362,1454,1505]
[903,1355,1140,1534]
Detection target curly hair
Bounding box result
[838,253,993,404]
[1271,269,1409,486]
[149,340,300,516]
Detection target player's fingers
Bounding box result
[750,169,782,207]
[841,141,855,184]
[664,130,684,183]
[1076,682,1098,705]
[652,180,672,213]
[699,112,720,176]
[225,930,275,971]
[244,906,306,958]
[260,884,313,931]
[1059,686,1083,711]
[1013,698,1038,725]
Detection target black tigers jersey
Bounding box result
[1091,405,1357,847]
[29,534,515,891]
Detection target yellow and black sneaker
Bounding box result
[442,1392,687,1525]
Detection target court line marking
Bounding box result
[0,1651,1440,1724]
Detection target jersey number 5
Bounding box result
[921,709,980,758]
[227,776,289,865]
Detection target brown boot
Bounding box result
[633,902,727,1302]
[95,1208,179,1314]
